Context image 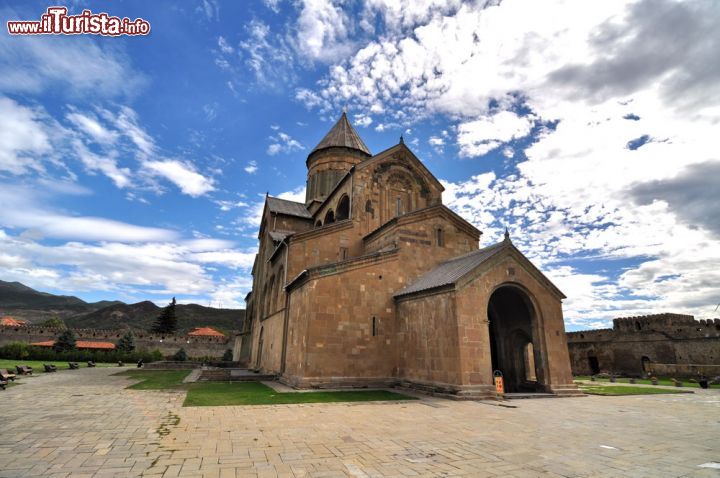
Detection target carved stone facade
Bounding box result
[567,313,720,377]
[237,113,579,398]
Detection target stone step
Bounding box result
[503,393,558,399]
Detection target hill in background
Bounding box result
[0,280,244,333]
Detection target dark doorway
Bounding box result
[588,356,600,375]
[641,356,651,374]
[487,286,544,393]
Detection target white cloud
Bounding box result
[0,97,51,174]
[0,185,176,242]
[264,0,282,13]
[236,20,297,88]
[267,131,304,155]
[70,139,131,189]
[244,160,258,174]
[143,160,215,197]
[215,199,249,212]
[294,0,355,63]
[217,36,234,54]
[353,113,373,127]
[457,111,535,157]
[0,31,144,98]
[66,110,118,145]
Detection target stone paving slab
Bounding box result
[1,368,719,477]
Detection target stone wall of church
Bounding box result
[567,314,720,376]
[396,291,463,389]
[280,253,400,388]
[250,310,285,373]
[286,221,356,278]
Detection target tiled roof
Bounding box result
[0,317,27,326]
[266,196,312,219]
[395,241,507,298]
[188,327,226,337]
[31,340,116,350]
[311,112,371,156]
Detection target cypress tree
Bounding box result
[152,297,178,334]
[53,329,77,352]
[116,331,136,352]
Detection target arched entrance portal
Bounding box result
[487,285,544,393]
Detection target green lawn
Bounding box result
[575,375,720,389]
[183,381,417,407]
[115,369,191,390]
[115,370,415,406]
[0,359,117,374]
[579,384,690,396]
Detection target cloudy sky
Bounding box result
[1,0,718,330]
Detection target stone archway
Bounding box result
[487,285,545,393]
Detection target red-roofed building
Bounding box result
[1,316,28,326]
[188,327,226,337]
[31,340,116,350]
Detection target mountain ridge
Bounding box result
[0,280,244,332]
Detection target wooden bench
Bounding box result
[43,364,58,373]
[0,369,16,381]
[16,365,33,375]
[69,362,80,370]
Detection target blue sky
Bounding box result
[1,0,719,331]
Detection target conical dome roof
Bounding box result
[310,112,371,156]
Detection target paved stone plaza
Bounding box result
[1,368,718,477]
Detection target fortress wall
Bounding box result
[0,325,232,358]
[567,316,720,376]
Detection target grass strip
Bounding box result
[574,375,719,389]
[115,369,190,390]
[579,384,690,396]
[183,381,416,407]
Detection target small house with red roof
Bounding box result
[188,327,226,337]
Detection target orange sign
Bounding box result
[494,375,504,394]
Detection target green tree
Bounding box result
[42,317,66,329]
[152,297,178,334]
[172,348,188,361]
[222,349,233,361]
[116,331,136,352]
[53,329,77,352]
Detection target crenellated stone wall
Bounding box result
[567,314,720,376]
[0,325,234,358]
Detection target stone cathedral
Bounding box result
[236,113,579,398]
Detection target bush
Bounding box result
[172,348,188,362]
[0,342,164,363]
[222,349,233,361]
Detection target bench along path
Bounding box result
[1,368,719,477]
[0,367,181,477]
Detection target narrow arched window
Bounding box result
[336,195,350,221]
[436,228,445,247]
[324,209,335,224]
[395,197,402,217]
[315,220,322,228]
